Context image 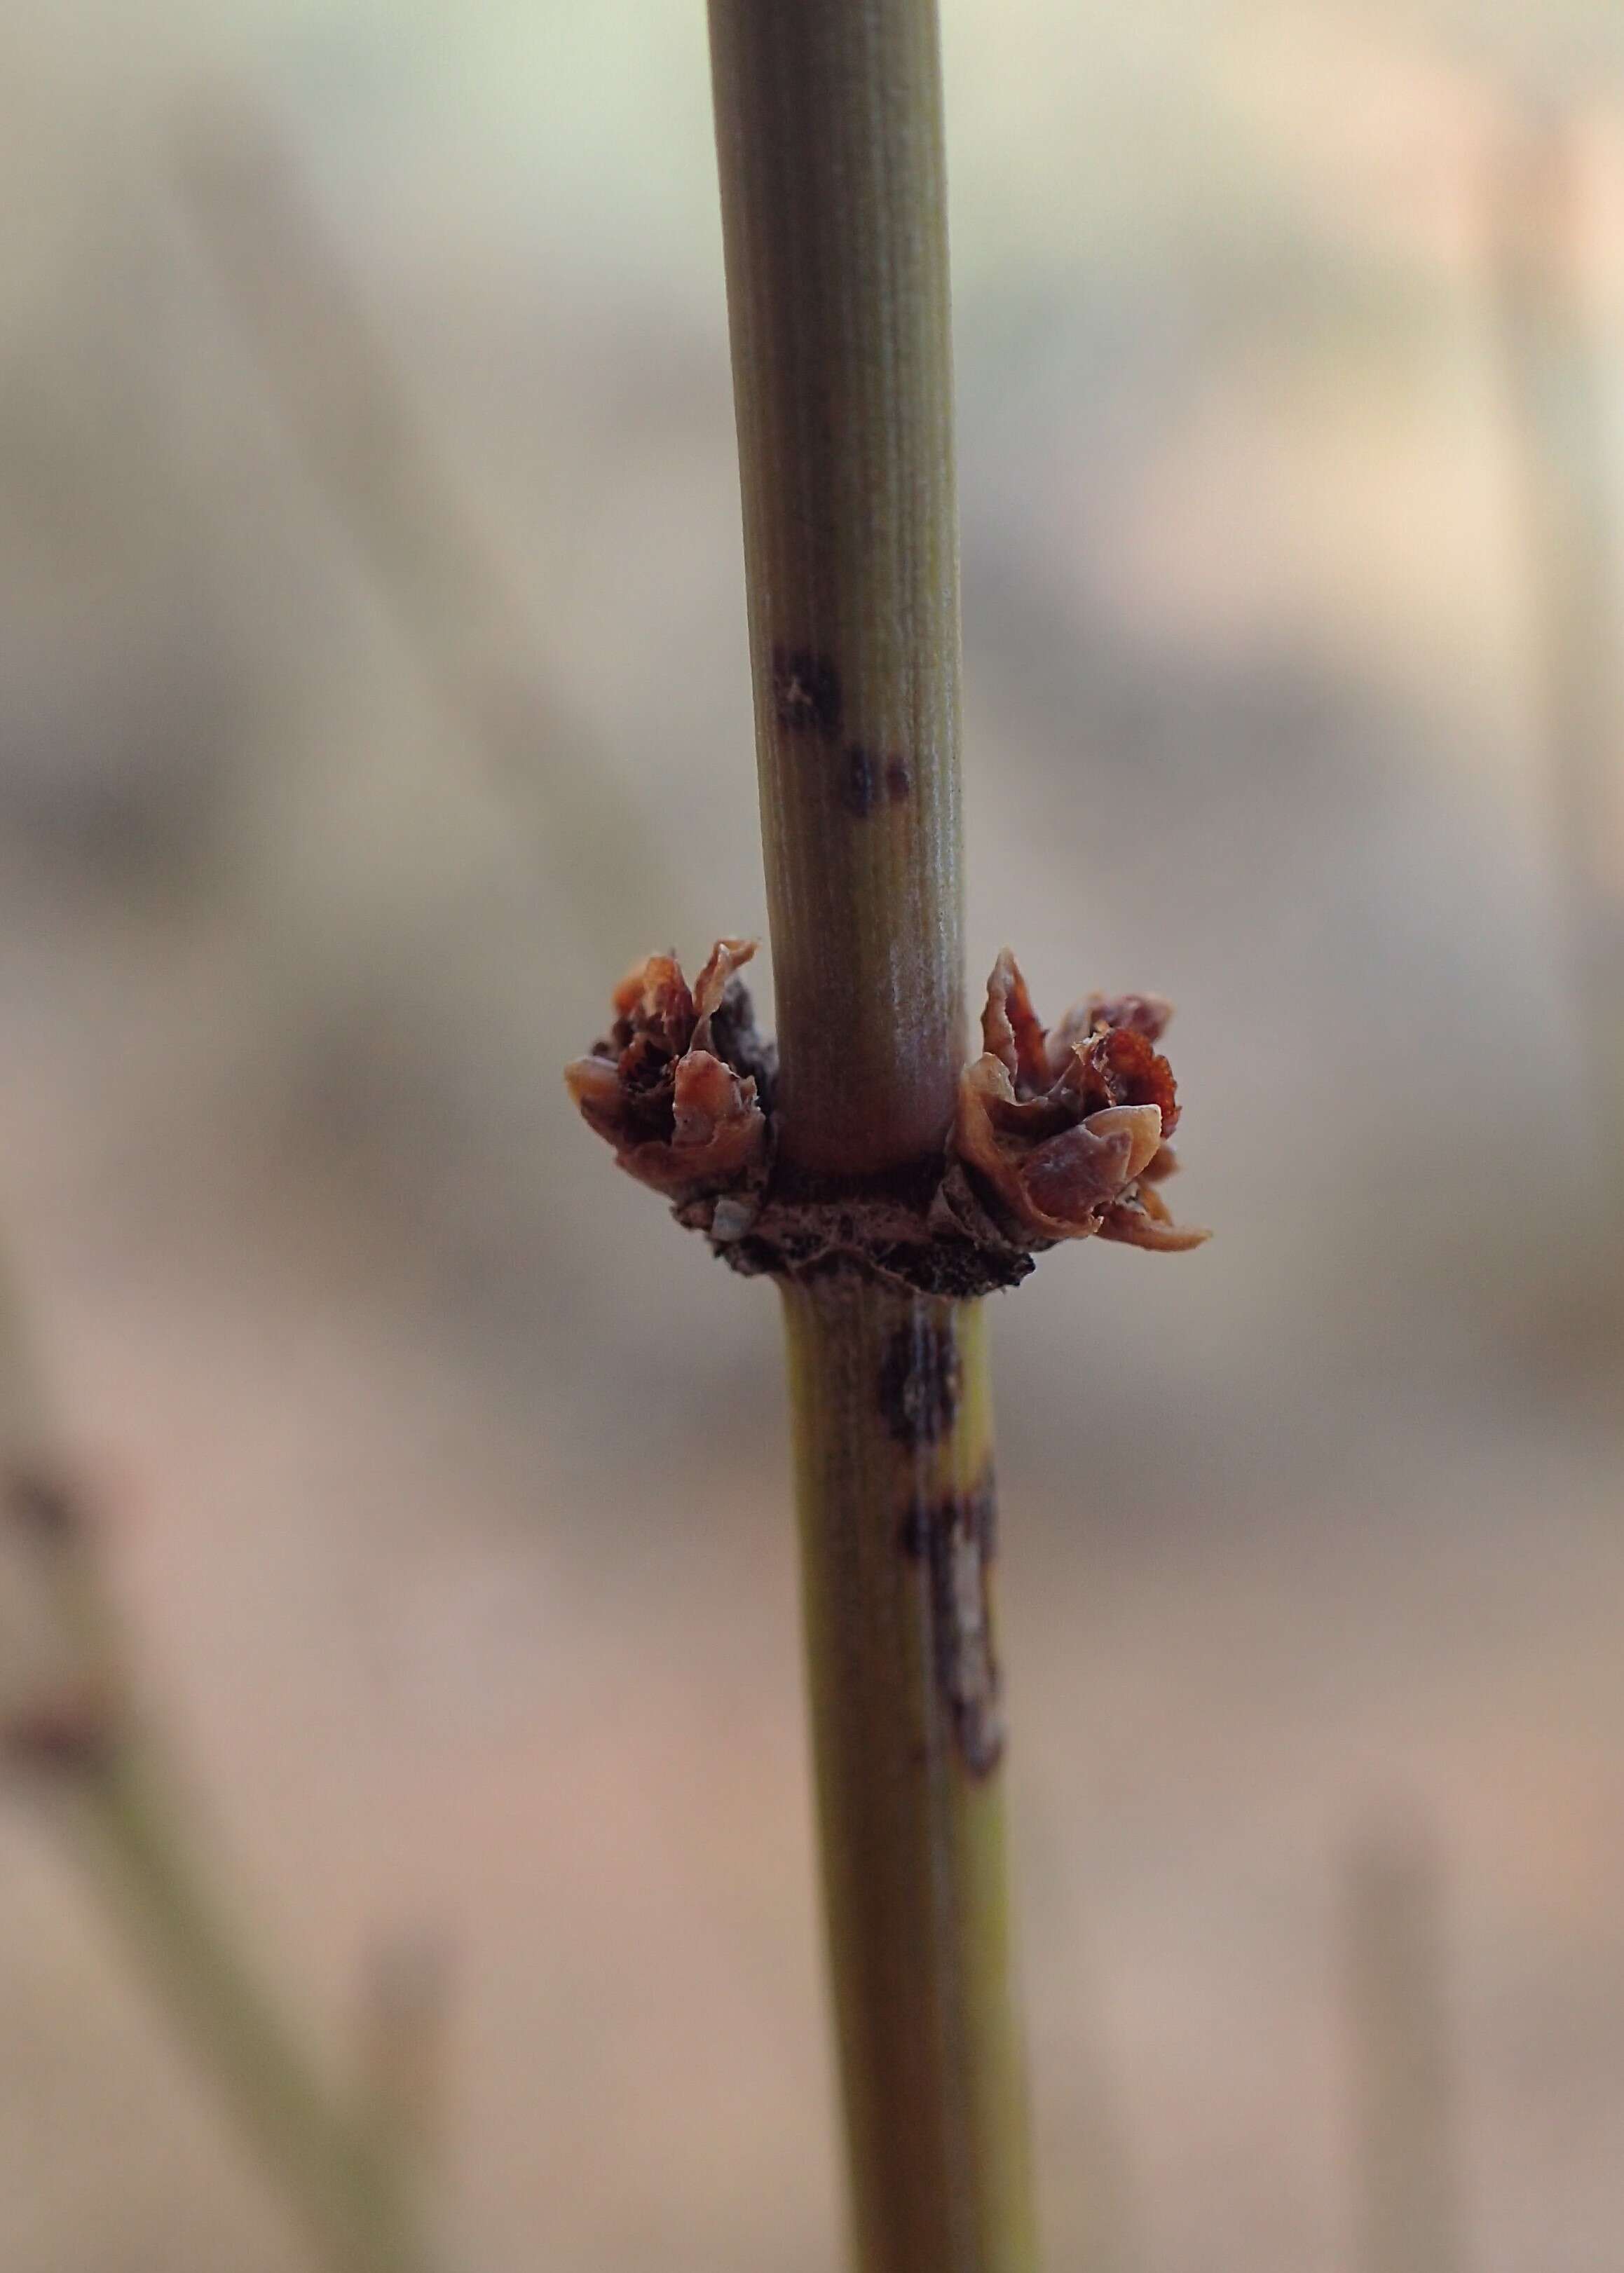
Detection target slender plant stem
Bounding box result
[708,0,965,1173]
[0,1273,431,2273]
[357,1931,453,2197]
[173,104,676,957]
[1488,105,1624,1234]
[1345,1820,1462,2273]
[60,1742,432,2273]
[707,5,1039,2265]
[784,1285,1036,2272]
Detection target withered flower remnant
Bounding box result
[564,938,772,1201]
[950,950,1208,1253]
[568,939,1206,1288]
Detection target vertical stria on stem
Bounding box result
[707,6,1039,2267]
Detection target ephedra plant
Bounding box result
[567,5,1207,2269]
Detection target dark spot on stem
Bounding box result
[840,745,884,815]
[838,744,912,817]
[772,648,842,738]
[878,1315,961,1445]
[897,1497,934,1559]
[898,1468,1002,1777]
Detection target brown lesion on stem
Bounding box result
[567,941,1208,1294]
[772,647,844,739]
[838,746,914,817]
[769,644,913,818]
[899,1467,1002,1778]
[877,1313,961,1445]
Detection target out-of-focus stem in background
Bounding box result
[1487,101,1624,1245]
[1344,1817,1463,2273]
[357,1930,453,2197]
[0,1262,437,2273]
[173,104,679,958]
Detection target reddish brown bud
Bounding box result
[566,938,771,1203]
[571,939,1204,1288]
[952,951,1208,1252]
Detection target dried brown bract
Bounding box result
[566,939,772,1202]
[571,941,1204,1290]
[950,950,1208,1254]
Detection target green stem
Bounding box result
[0,1259,430,2273]
[707,5,1039,2262]
[62,1742,431,2273]
[784,1284,1036,2273]
[708,0,965,1173]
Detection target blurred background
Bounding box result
[3,1,1624,2268]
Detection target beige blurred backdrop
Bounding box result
[3,2,1624,2269]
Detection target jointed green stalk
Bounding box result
[707,4,1039,2265]
[574,1,1199,2255]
